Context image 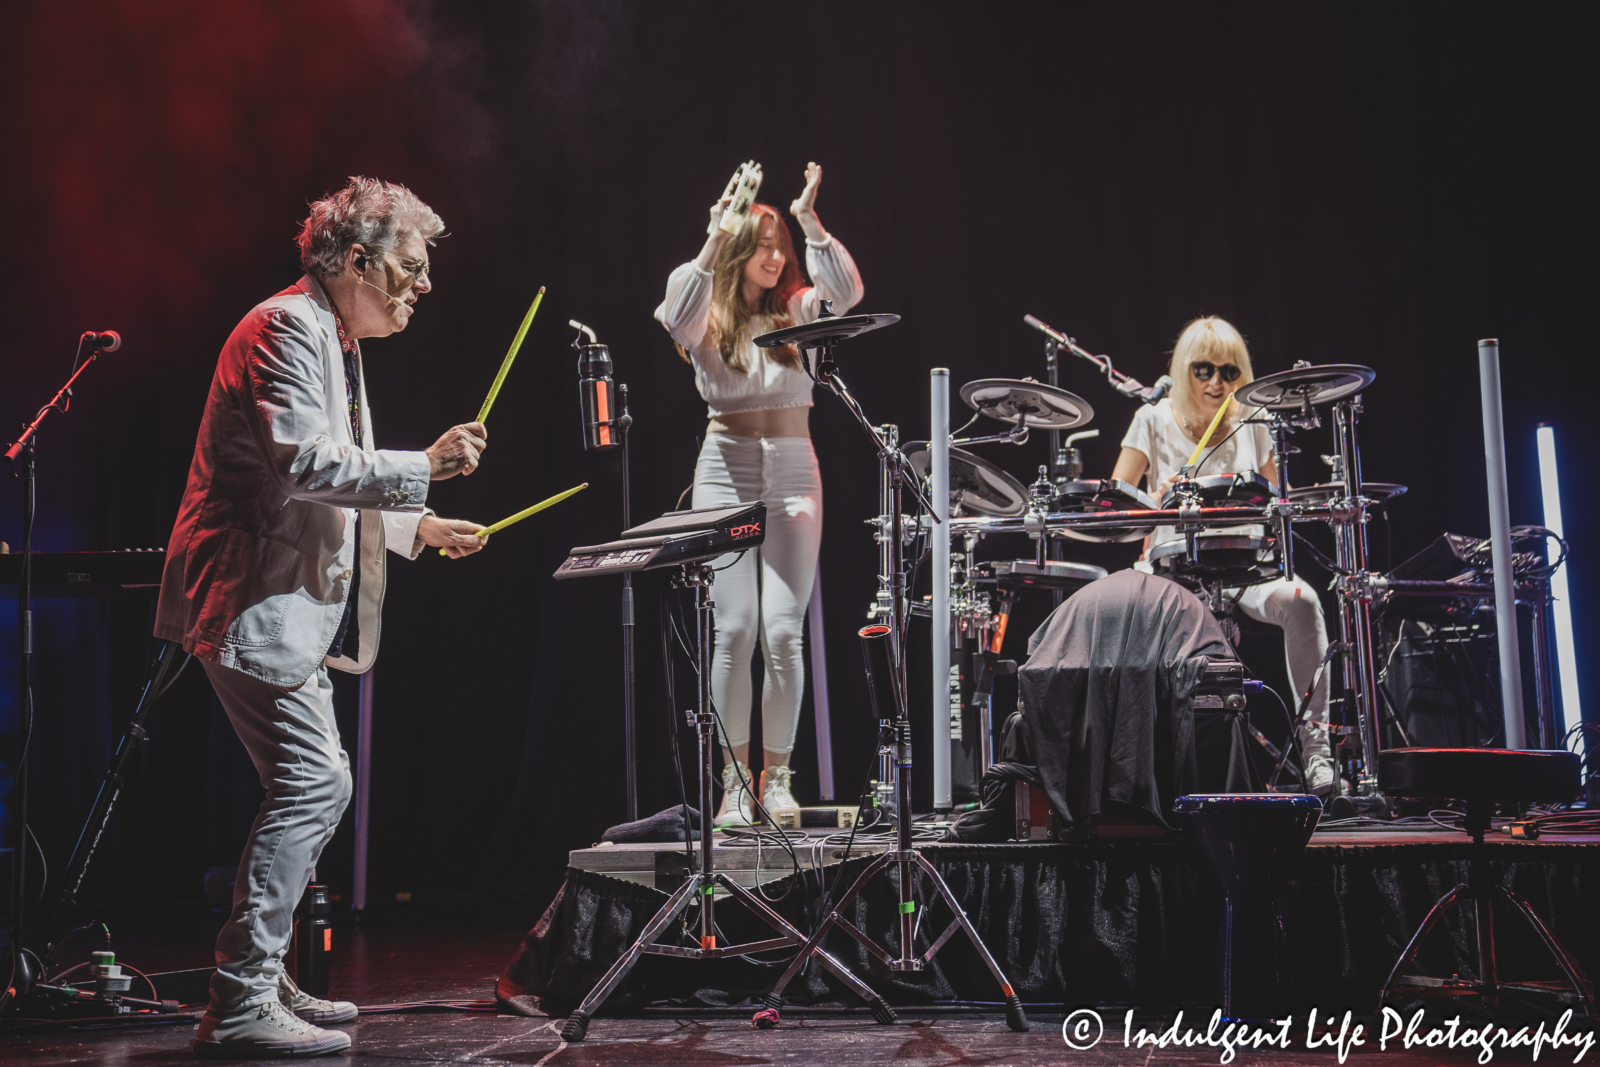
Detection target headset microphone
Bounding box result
[359,277,404,307]
[351,250,402,307]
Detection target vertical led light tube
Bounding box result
[1536,424,1584,758]
[1478,339,1525,748]
[931,369,952,809]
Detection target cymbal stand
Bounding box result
[1044,340,1070,606]
[560,562,894,1043]
[867,422,902,814]
[753,350,1026,1035]
[866,423,902,628]
[1327,396,1385,799]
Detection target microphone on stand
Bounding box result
[82,330,122,352]
[572,320,623,451]
[1140,375,1174,405]
[1022,314,1066,345]
[1030,313,1171,407]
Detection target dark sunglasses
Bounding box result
[1190,361,1241,383]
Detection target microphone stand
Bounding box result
[616,386,637,822]
[1023,314,1167,405]
[3,342,112,1004]
[574,322,639,821]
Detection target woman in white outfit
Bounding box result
[655,163,864,826]
[1111,316,1337,796]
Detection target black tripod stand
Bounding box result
[748,314,1029,1033]
[560,560,894,1042]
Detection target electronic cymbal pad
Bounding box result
[904,441,1028,517]
[959,378,1093,430]
[1286,482,1408,505]
[1233,364,1375,409]
[972,559,1108,591]
[752,313,902,348]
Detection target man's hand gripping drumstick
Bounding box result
[415,421,491,558]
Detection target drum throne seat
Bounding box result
[1378,747,1594,1014]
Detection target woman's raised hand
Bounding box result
[707,195,733,237]
[790,162,825,240]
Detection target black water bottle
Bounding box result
[294,883,332,997]
[574,322,621,451]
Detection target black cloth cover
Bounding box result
[497,840,1600,1013]
[945,708,1042,843]
[1018,569,1250,831]
[601,805,702,844]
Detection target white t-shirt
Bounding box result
[1119,398,1276,554]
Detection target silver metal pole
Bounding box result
[1478,339,1526,749]
[931,369,952,810]
[353,667,373,912]
[1335,399,1382,792]
[807,564,835,800]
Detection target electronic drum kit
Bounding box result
[926,357,1405,802]
[769,311,1407,802]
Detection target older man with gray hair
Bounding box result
[157,177,488,1057]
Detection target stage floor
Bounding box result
[5,906,1583,1066]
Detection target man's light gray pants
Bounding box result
[202,660,352,1013]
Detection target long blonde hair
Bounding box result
[1167,316,1256,434]
[676,204,803,372]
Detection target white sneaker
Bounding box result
[714,761,756,827]
[761,765,800,820]
[1304,755,1337,798]
[194,999,352,1058]
[280,970,358,1024]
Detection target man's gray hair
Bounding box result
[296,176,446,277]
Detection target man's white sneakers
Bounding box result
[280,970,359,1025]
[194,1000,352,1058]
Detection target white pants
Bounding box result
[692,433,822,756]
[202,660,353,1012]
[1235,575,1333,763]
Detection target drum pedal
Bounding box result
[773,806,858,830]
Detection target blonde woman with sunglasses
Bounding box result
[1111,316,1336,796]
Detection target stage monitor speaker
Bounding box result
[1377,613,1503,747]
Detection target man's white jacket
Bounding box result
[155,275,431,688]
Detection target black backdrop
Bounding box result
[2,0,1595,910]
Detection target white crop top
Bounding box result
[654,234,864,417]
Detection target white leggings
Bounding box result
[692,433,822,755]
[1235,575,1333,763]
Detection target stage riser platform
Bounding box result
[503,838,1600,1014]
[570,837,893,892]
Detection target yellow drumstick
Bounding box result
[477,286,546,423]
[439,482,588,556]
[1186,394,1234,468]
